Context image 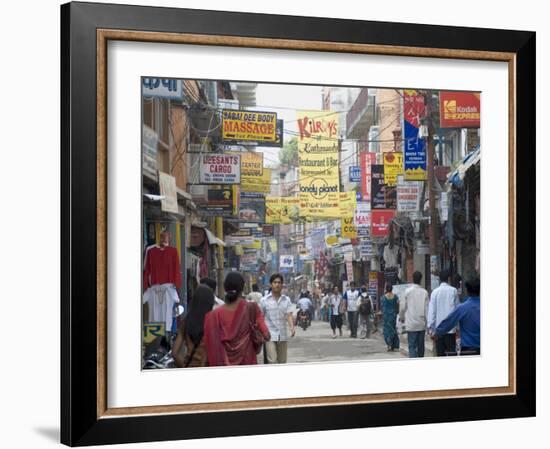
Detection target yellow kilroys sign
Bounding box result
[297,110,340,218]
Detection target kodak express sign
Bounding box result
[439,92,480,128]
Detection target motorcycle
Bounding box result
[142,304,184,369]
[296,309,310,331]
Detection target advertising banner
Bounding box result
[339,191,357,218]
[349,166,361,183]
[241,167,272,193]
[227,151,263,176]
[341,216,357,239]
[297,110,340,217]
[371,164,386,209]
[355,202,371,230]
[403,90,427,180]
[371,210,396,237]
[346,260,354,282]
[238,192,266,223]
[439,91,480,128]
[360,152,377,202]
[199,154,241,184]
[397,176,423,212]
[222,109,277,143]
[197,187,234,217]
[158,172,178,213]
[383,152,404,186]
[265,196,300,224]
[385,185,397,210]
[280,255,294,269]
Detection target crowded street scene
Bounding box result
[141,78,481,369]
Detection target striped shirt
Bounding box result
[260,293,293,341]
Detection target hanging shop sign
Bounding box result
[243,119,284,148]
[222,109,277,143]
[397,176,423,212]
[269,238,278,252]
[346,260,354,282]
[142,125,158,178]
[355,202,371,230]
[240,252,258,271]
[439,91,480,128]
[238,192,266,223]
[371,210,396,237]
[325,235,339,246]
[341,216,357,239]
[349,166,361,183]
[403,90,427,180]
[385,185,397,210]
[360,152,377,202]
[199,154,241,184]
[142,78,183,99]
[297,110,340,218]
[383,152,404,187]
[196,187,234,217]
[371,164,386,209]
[241,167,272,193]
[227,151,263,176]
[265,196,300,224]
[143,322,165,343]
[280,255,294,269]
[339,191,357,218]
[158,171,178,214]
[262,225,274,237]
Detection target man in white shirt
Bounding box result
[400,271,429,357]
[200,277,224,309]
[329,286,344,338]
[428,269,459,356]
[344,281,360,338]
[297,293,313,323]
[260,273,296,363]
[246,283,263,304]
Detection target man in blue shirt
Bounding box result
[435,276,480,355]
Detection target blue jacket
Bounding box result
[435,296,480,348]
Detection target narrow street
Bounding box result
[286,320,405,363]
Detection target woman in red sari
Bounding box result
[204,272,270,366]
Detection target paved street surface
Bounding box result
[285,320,406,363]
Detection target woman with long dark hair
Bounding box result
[172,284,215,367]
[380,282,400,351]
[204,272,270,366]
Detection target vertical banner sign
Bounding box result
[158,172,178,213]
[346,260,354,282]
[341,216,357,239]
[355,202,372,258]
[349,166,361,183]
[439,92,481,128]
[403,90,427,180]
[368,272,379,300]
[371,165,386,209]
[339,191,357,218]
[383,152,404,186]
[360,152,377,202]
[397,176,423,212]
[371,210,396,237]
[297,110,340,217]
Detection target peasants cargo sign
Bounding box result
[297,110,340,218]
[439,91,480,128]
[199,154,241,184]
[222,109,277,143]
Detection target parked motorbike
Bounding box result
[142,305,184,369]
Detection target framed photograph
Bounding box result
[61,1,535,446]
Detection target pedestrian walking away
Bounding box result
[358,292,374,338]
[203,272,270,366]
[400,271,429,358]
[344,281,360,338]
[428,269,459,356]
[381,283,400,351]
[260,273,296,363]
[435,276,480,355]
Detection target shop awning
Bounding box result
[204,228,226,247]
[448,146,481,186]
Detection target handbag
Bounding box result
[247,302,269,354]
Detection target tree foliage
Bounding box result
[279,137,298,167]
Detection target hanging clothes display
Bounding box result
[143,245,182,290]
[143,283,180,331]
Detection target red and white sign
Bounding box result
[371,210,395,237]
[354,202,371,230]
[199,154,241,184]
[403,90,426,128]
[360,152,376,201]
[439,91,480,128]
[397,177,422,212]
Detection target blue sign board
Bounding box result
[349,166,361,183]
[404,121,427,176]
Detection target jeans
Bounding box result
[348,311,358,337]
[407,330,426,357]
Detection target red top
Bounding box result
[143,246,182,290]
[204,300,269,366]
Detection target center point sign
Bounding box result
[199,154,241,184]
